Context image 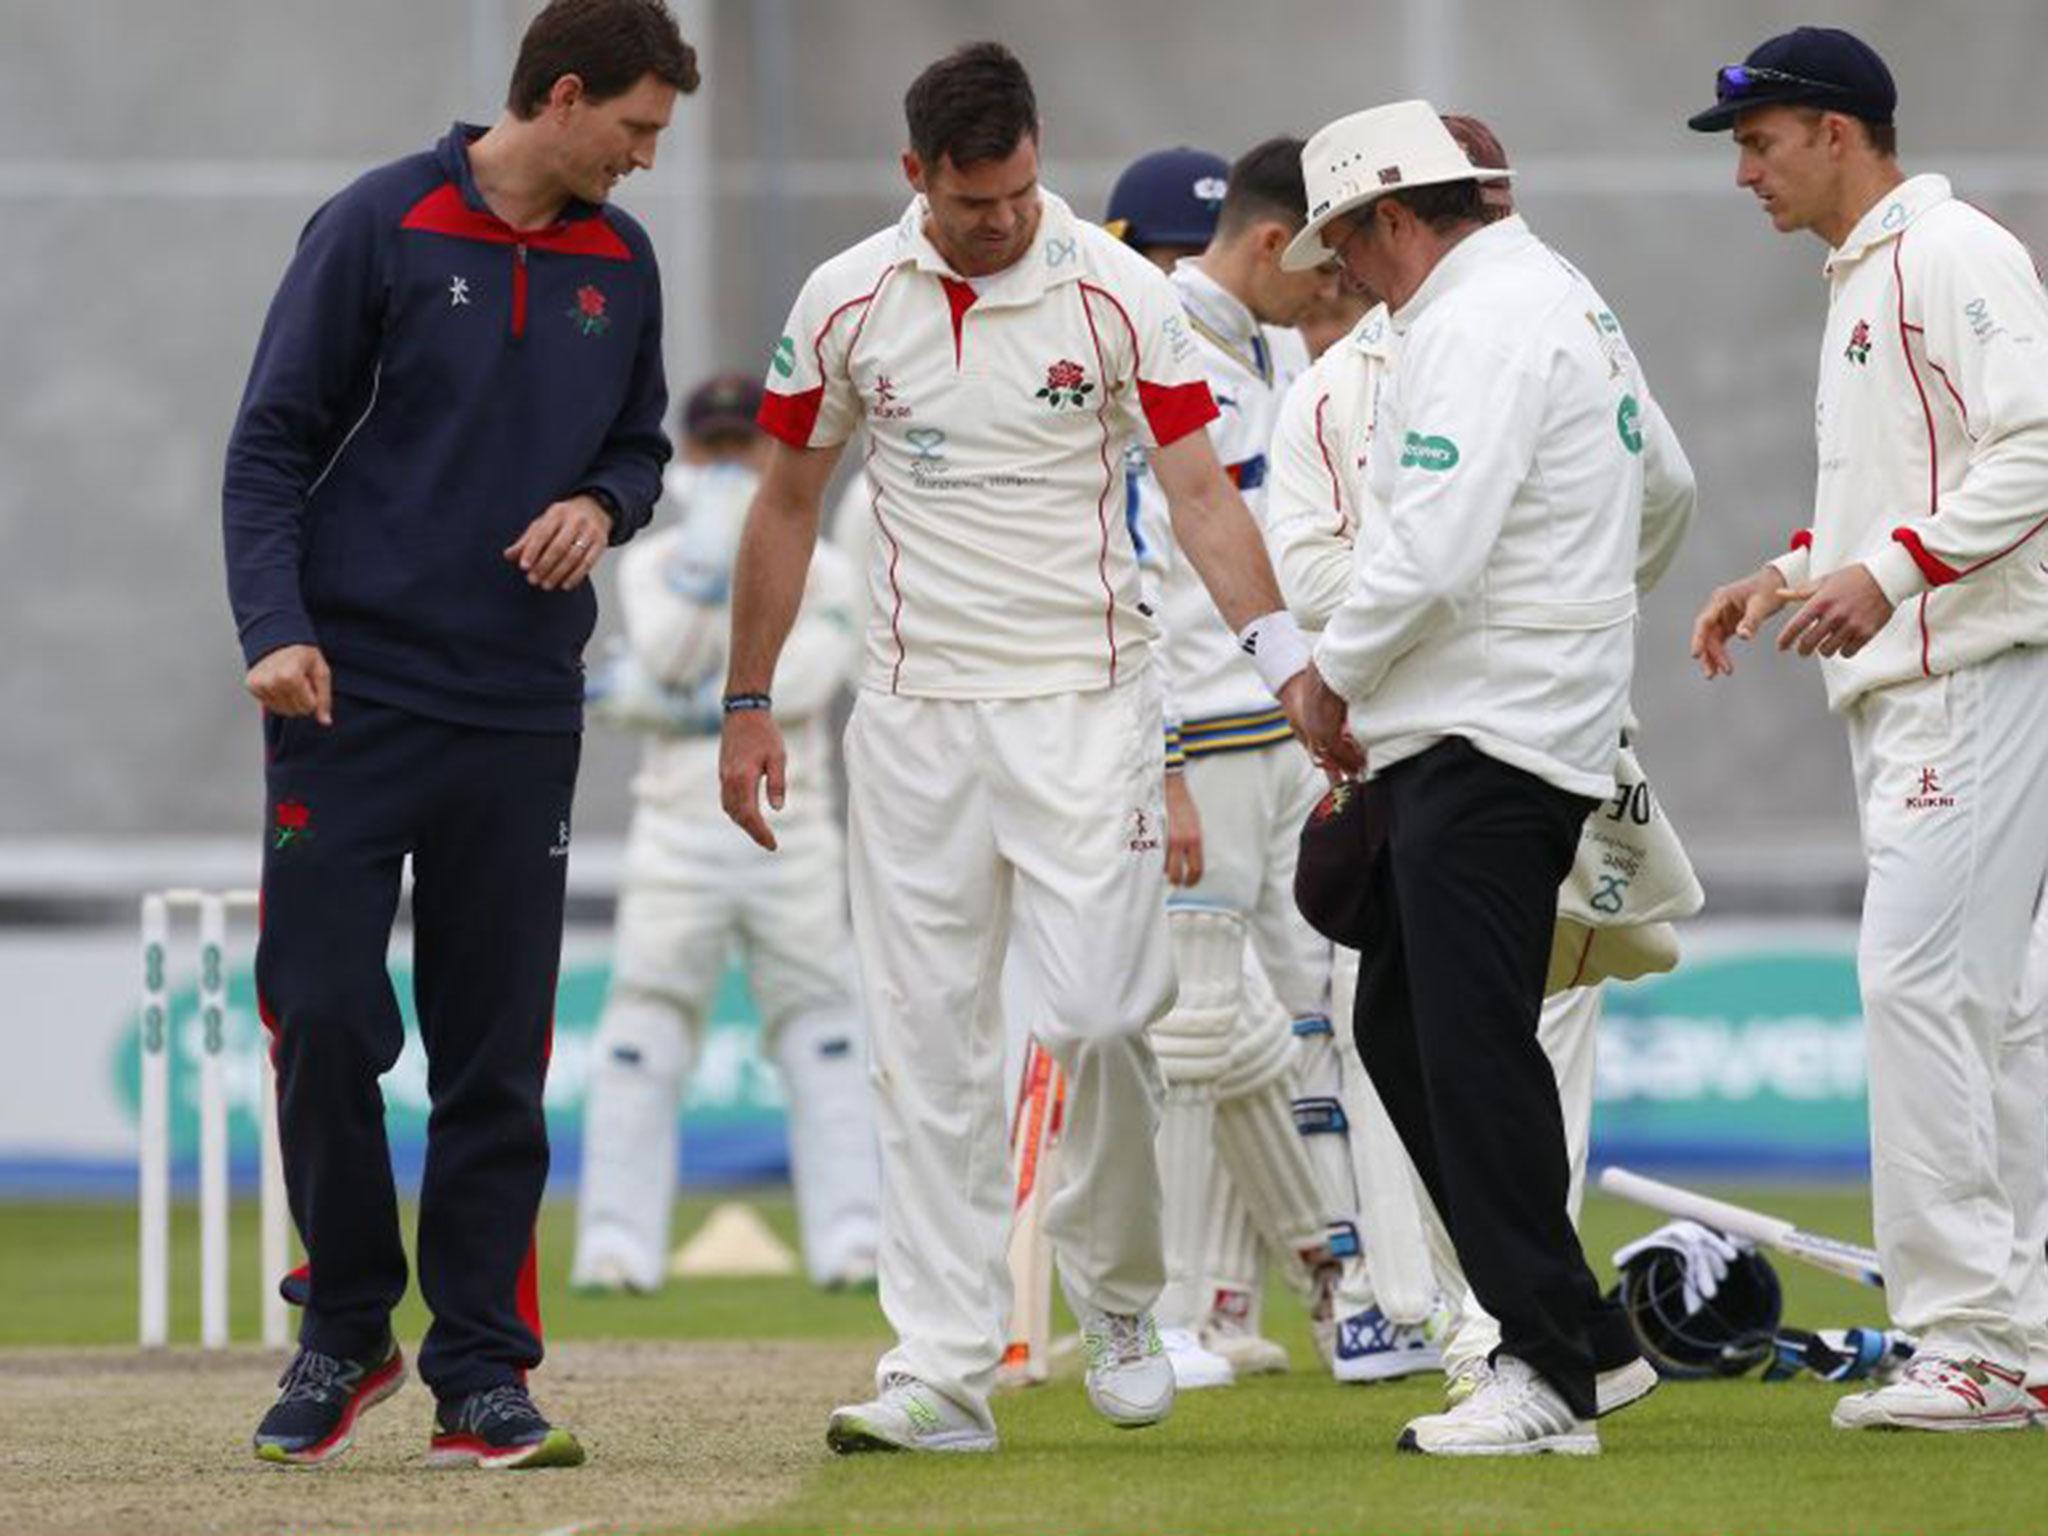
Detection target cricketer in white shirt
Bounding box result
[724,169,1317,1434]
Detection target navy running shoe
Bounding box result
[253,1337,405,1465]
[427,1383,585,1469]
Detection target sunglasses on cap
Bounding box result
[1714,63,1849,102]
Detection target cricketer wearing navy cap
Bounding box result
[1685,25,1896,133]
[1105,146,1230,271]
[682,372,766,443]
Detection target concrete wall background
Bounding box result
[2,0,2043,897]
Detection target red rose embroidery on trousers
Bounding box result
[273,799,314,849]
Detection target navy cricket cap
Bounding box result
[1688,26,1896,133]
[1104,146,1229,250]
[681,372,764,440]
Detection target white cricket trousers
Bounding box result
[845,673,1176,1427]
[1847,645,2048,1370]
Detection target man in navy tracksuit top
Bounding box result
[222,0,696,1470]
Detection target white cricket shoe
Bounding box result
[1332,1305,1441,1383]
[568,1247,655,1296]
[1831,1354,2033,1432]
[1399,1354,1599,1457]
[1160,1327,1236,1390]
[1080,1309,1175,1428]
[1202,1289,1290,1375]
[826,1374,997,1454]
[1443,1355,1491,1409]
[1595,1356,1659,1417]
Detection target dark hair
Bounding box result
[904,42,1039,169]
[1216,136,1308,236]
[1384,178,1489,232]
[507,0,699,119]
[1793,107,1898,160]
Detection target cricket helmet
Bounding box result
[1615,1241,1783,1379]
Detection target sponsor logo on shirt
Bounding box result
[870,374,911,419]
[1844,319,1872,366]
[1904,766,1955,812]
[448,275,471,307]
[551,819,573,858]
[1399,431,1459,472]
[1617,395,1644,455]
[1127,807,1161,854]
[771,335,797,379]
[1965,297,2005,345]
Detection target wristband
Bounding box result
[721,691,773,714]
[1237,609,1311,696]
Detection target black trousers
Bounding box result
[255,693,579,1398]
[1348,738,1634,1418]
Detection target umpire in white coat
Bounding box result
[1286,102,1694,1456]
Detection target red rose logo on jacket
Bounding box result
[1844,319,1871,366]
[569,284,611,337]
[273,798,314,850]
[1036,359,1094,409]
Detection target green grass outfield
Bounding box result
[5,1188,2043,1536]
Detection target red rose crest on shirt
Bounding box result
[1037,359,1095,410]
[568,284,610,337]
[1845,319,1872,366]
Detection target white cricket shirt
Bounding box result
[1312,216,1696,799]
[1768,174,2048,712]
[760,190,1218,699]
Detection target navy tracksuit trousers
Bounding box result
[255,692,579,1399]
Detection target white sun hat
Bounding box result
[1281,99,1515,271]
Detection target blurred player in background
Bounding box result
[1688,25,2048,1432]
[1113,140,1412,1390]
[722,42,1319,1453]
[572,374,879,1296]
[222,0,694,1470]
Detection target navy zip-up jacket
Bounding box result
[223,123,670,732]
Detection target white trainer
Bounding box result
[1831,1354,2034,1432]
[826,1374,997,1454]
[1399,1354,1599,1457]
[1160,1327,1236,1390]
[1596,1356,1659,1417]
[1332,1305,1442,1383]
[1203,1290,1290,1375]
[1080,1309,1175,1428]
[1443,1356,1492,1408]
[567,1248,653,1296]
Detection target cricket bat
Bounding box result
[999,1038,1067,1387]
[1599,1167,1884,1289]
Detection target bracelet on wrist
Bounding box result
[721,692,773,714]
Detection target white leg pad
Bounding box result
[773,1007,883,1287]
[1156,1083,1219,1330]
[1152,907,1246,1087]
[1214,1078,1329,1262]
[574,989,697,1291]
